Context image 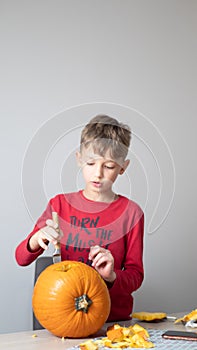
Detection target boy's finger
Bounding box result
[46,219,58,229]
[92,253,107,267]
[89,246,99,259]
[38,238,49,250]
[40,226,59,241]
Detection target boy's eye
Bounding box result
[87,162,95,166]
[105,165,115,169]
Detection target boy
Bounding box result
[15,114,144,321]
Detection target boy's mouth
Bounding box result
[92,181,102,188]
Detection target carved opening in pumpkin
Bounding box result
[55,263,73,272]
[75,294,92,313]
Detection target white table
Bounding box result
[0,313,193,349]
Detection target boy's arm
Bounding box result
[107,213,144,321]
[15,200,53,266]
[111,213,144,293]
[15,234,44,266]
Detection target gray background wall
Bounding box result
[0,0,196,334]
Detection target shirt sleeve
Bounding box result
[114,213,144,292]
[108,212,144,320]
[15,200,53,266]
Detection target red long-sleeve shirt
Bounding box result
[15,190,144,321]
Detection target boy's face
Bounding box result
[76,146,129,201]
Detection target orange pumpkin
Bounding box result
[32,261,111,338]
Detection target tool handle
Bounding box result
[52,212,61,248]
[54,242,61,249]
[52,211,59,229]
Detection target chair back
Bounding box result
[33,256,53,330]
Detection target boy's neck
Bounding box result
[82,189,118,203]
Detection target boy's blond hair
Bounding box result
[80,115,131,160]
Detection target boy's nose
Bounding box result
[95,164,103,178]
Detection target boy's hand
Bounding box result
[28,219,63,252]
[88,245,116,283]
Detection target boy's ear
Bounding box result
[76,151,82,166]
[119,159,130,175]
